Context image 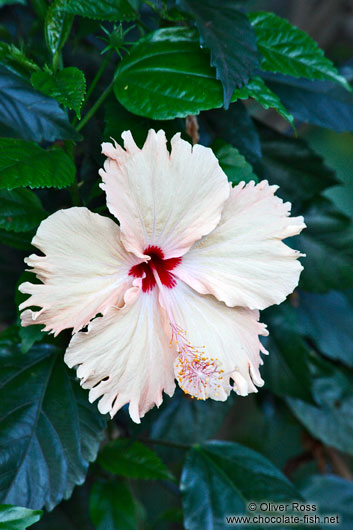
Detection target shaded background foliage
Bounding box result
[0,0,353,529]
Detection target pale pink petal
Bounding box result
[19,207,138,336]
[64,290,177,423]
[99,129,229,259]
[161,281,268,399]
[175,180,306,310]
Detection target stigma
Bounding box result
[171,323,226,400]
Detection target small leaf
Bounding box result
[45,0,74,56]
[0,138,76,189]
[178,0,259,107]
[0,189,46,232]
[99,439,174,480]
[263,72,353,133]
[90,480,137,530]
[31,67,86,119]
[212,140,258,185]
[0,332,106,510]
[297,198,353,291]
[249,11,350,90]
[232,76,295,126]
[258,123,338,202]
[0,42,39,80]
[297,290,353,368]
[0,505,42,530]
[262,304,314,403]
[63,0,137,21]
[181,441,301,530]
[287,354,353,456]
[0,66,80,142]
[302,475,353,529]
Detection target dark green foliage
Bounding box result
[0,1,352,528]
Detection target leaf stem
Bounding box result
[76,80,114,132]
[139,437,191,450]
[84,50,114,109]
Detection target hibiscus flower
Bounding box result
[19,130,305,423]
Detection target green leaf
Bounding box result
[249,11,350,90]
[0,505,42,529]
[19,324,45,354]
[0,332,106,510]
[204,102,262,165]
[178,0,259,107]
[0,66,80,142]
[181,441,301,530]
[232,76,295,126]
[287,354,353,456]
[31,67,86,119]
[45,0,74,56]
[115,27,293,123]
[263,73,353,133]
[99,439,174,480]
[297,198,353,291]
[297,290,353,368]
[302,475,353,529]
[258,124,338,203]
[63,0,137,21]
[212,140,258,185]
[0,0,25,6]
[90,480,137,530]
[0,42,39,80]
[0,189,46,232]
[0,229,32,250]
[262,304,314,403]
[150,390,235,446]
[0,138,76,189]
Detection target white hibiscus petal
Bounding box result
[161,281,268,400]
[175,180,305,310]
[19,207,138,336]
[99,129,229,259]
[65,290,177,423]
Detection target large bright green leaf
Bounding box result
[63,0,137,21]
[90,480,137,530]
[31,67,86,119]
[249,11,350,90]
[258,124,338,203]
[98,439,174,480]
[212,140,258,185]
[0,505,42,529]
[45,0,74,56]
[181,441,301,530]
[0,43,39,80]
[0,332,106,510]
[0,138,76,189]
[297,198,353,291]
[0,189,46,231]
[297,290,353,368]
[178,0,259,107]
[0,66,80,142]
[115,27,293,123]
[287,354,353,456]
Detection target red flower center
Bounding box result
[128,245,182,293]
